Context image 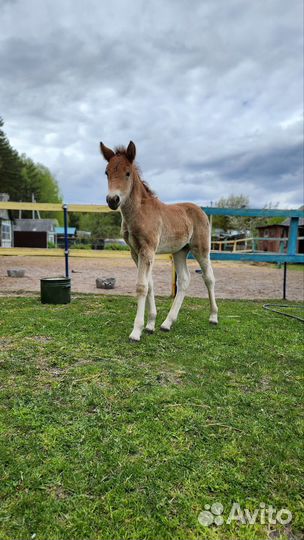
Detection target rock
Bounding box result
[96,277,116,289]
[7,269,25,278]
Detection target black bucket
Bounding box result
[40,277,71,304]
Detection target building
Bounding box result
[256,216,304,254]
[55,227,77,247]
[0,193,13,248]
[14,219,57,248]
[256,224,289,252]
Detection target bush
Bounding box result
[104,243,130,251]
[70,244,92,250]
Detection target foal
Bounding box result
[100,141,218,342]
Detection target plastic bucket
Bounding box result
[40,277,71,304]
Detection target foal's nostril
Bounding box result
[113,195,120,205]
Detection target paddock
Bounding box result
[0,255,303,300]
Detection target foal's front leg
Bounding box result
[129,249,154,342]
[130,249,157,335]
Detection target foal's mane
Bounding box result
[114,146,157,198]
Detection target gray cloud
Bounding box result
[0,0,303,208]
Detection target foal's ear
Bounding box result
[126,141,136,163]
[100,142,115,162]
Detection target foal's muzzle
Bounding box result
[106,195,120,210]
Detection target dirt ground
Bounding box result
[0,255,303,301]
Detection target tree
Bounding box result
[212,196,283,235]
[0,118,63,223]
[21,158,63,223]
[79,212,121,240]
[213,194,250,232]
[0,117,23,200]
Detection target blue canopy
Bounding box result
[55,227,76,235]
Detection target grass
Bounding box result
[271,264,304,272]
[0,295,303,540]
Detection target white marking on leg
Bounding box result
[200,256,218,324]
[129,251,153,341]
[161,250,190,331]
[145,276,157,332]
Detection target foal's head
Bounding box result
[100,141,136,210]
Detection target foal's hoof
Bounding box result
[160,325,171,332]
[144,328,154,334]
[129,337,140,343]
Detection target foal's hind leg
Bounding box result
[145,276,157,333]
[192,249,218,324]
[160,249,190,332]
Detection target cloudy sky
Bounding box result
[1,0,303,208]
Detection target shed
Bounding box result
[14,219,57,248]
[256,224,289,253]
[55,227,76,247]
[256,216,304,254]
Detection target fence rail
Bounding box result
[0,247,170,260]
[211,236,304,252]
[0,202,111,213]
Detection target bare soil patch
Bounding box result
[0,255,303,300]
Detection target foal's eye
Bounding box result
[105,170,108,176]
[126,172,130,178]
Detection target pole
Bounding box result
[283,262,287,300]
[63,204,69,278]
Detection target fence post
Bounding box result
[63,204,69,278]
[283,262,287,300]
[287,217,299,255]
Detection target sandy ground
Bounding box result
[0,255,303,301]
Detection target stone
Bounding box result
[96,277,116,289]
[7,269,25,278]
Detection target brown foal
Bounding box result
[100,141,218,342]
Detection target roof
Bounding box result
[282,217,304,227]
[0,210,11,220]
[0,193,11,220]
[282,205,304,226]
[256,223,288,229]
[55,227,76,235]
[14,219,56,232]
[256,217,304,229]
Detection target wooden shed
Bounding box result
[13,219,57,248]
[256,217,304,254]
[256,224,289,252]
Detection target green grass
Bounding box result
[272,264,304,271]
[104,242,130,250]
[0,295,303,540]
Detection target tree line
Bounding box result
[0,118,63,223]
[0,119,122,238]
